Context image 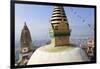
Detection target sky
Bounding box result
[15,4,95,42]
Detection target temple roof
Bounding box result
[20,22,32,50]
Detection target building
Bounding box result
[17,22,33,65]
[79,38,95,61]
[86,38,95,60]
[49,6,71,46]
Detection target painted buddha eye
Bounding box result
[54,26,58,30]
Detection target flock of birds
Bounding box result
[69,7,94,30]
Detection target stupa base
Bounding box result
[27,44,89,65]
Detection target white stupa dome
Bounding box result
[27,44,89,65]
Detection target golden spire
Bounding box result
[49,6,71,46]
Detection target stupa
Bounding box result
[27,6,89,65]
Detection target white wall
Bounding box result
[0,0,99,69]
